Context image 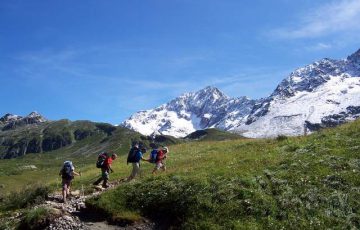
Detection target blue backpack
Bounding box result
[150,149,158,163]
[62,161,73,179]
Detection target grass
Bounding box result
[0,122,180,195]
[86,120,360,229]
[1,119,360,229]
[0,184,50,212]
[17,206,62,230]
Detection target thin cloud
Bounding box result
[170,55,208,67]
[125,79,191,90]
[305,42,333,51]
[271,0,360,39]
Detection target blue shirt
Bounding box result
[135,150,143,162]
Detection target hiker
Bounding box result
[152,146,169,174]
[127,144,148,181]
[93,152,117,188]
[59,161,80,203]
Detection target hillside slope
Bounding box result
[88,119,360,229]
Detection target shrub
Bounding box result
[88,175,278,228]
[276,135,288,141]
[95,123,116,136]
[18,207,62,230]
[1,184,50,211]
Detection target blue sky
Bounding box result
[1,0,360,124]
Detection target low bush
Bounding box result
[0,184,50,211]
[276,135,288,141]
[87,175,279,229]
[18,207,62,230]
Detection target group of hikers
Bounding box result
[58,143,169,203]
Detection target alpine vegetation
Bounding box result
[122,48,360,138]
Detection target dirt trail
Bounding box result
[42,181,155,230]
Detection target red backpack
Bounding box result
[156,150,164,161]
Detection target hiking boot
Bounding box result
[102,184,109,188]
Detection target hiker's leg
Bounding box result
[93,176,103,185]
[62,179,69,203]
[152,163,160,174]
[128,163,139,180]
[67,180,72,196]
[102,169,109,187]
[62,186,66,202]
[134,162,140,178]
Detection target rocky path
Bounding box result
[40,182,155,230]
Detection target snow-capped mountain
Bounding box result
[0,111,47,131]
[240,49,360,137]
[122,87,255,137]
[122,49,360,138]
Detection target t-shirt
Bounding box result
[156,150,165,163]
[135,150,143,163]
[103,157,113,169]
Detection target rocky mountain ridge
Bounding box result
[0,111,47,131]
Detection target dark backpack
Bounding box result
[127,147,139,163]
[150,149,158,163]
[96,152,108,168]
[62,161,73,179]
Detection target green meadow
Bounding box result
[87,121,360,229]
[0,120,359,229]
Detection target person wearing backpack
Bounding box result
[126,144,148,181]
[149,147,159,164]
[59,161,80,203]
[93,152,117,188]
[152,146,169,174]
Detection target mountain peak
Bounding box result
[201,85,223,93]
[25,111,47,122]
[195,86,228,100]
[347,48,360,64]
[27,111,43,118]
[0,113,22,124]
[0,112,47,130]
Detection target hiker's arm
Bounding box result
[109,165,114,173]
[73,171,81,176]
[141,156,148,161]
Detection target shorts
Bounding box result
[154,162,165,170]
[62,178,72,190]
